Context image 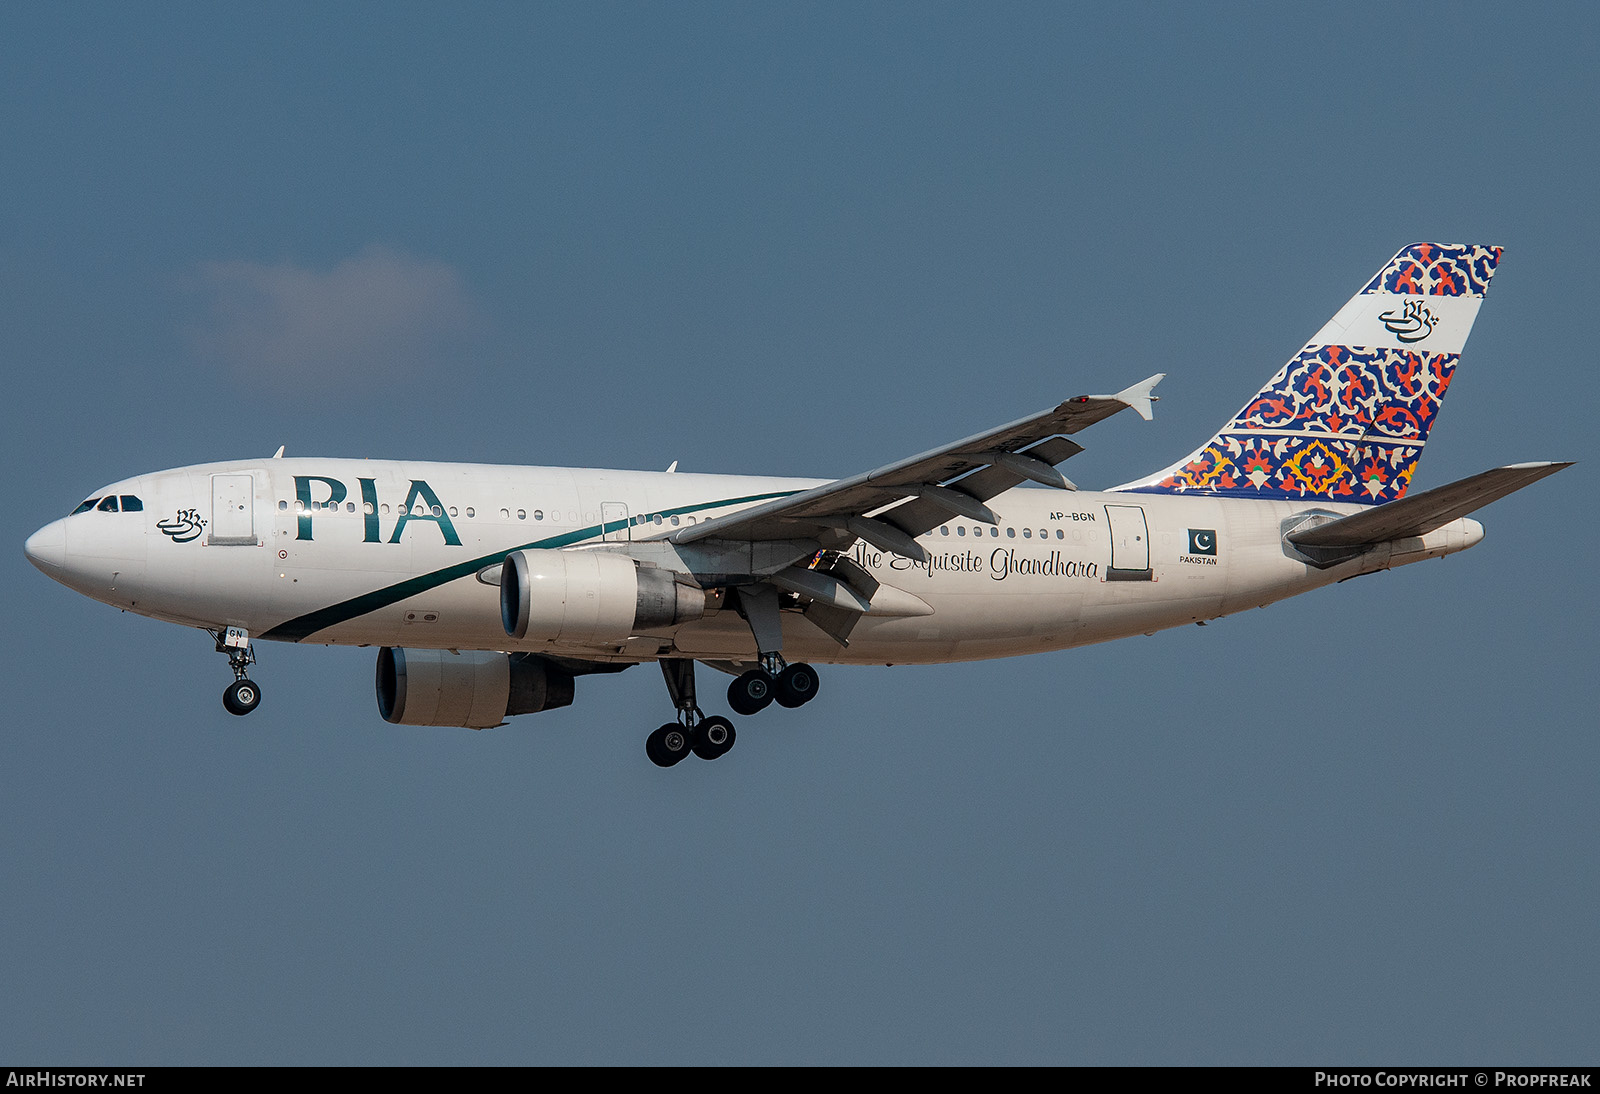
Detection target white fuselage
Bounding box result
[28,457,1483,665]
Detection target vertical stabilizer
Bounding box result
[1121,243,1502,503]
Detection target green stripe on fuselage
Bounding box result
[260,490,798,642]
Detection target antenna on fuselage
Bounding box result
[272,446,285,458]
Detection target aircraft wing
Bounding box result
[662,374,1164,556]
[1287,461,1573,548]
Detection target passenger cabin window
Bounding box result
[72,498,99,515]
[97,497,119,513]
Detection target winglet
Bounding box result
[1109,373,1164,421]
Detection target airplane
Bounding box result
[23,242,1570,767]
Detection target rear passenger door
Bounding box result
[1104,504,1153,581]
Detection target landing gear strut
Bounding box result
[649,659,735,767]
[212,626,262,716]
[725,586,822,716]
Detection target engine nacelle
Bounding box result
[375,647,575,729]
[500,549,705,644]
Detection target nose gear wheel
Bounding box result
[210,628,263,717]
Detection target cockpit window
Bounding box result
[72,498,100,515]
[97,496,120,513]
[119,495,143,512]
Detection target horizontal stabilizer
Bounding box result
[1287,462,1572,548]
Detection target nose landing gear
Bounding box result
[211,627,262,716]
[223,678,261,716]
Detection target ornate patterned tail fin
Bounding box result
[1121,243,1503,503]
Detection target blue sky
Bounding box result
[3,2,1596,1063]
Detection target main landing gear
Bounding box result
[649,659,735,767]
[727,658,820,715]
[647,655,820,768]
[645,588,820,767]
[722,585,821,718]
[212,626,262,716]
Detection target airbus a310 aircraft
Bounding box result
[25,243,1569,765]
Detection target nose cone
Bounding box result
[24,519,67,575]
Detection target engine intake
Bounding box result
[375,647,574,728]
[500,549,705,644]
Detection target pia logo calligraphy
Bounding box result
[157,508,207,543]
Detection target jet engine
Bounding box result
[375,647,574,729]
[500,549,705,644]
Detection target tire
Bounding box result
[223,679,261,716]
[646,724,692,767]
[692,716,736,760]
[727,670,774,716]
[774,663,819,708]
